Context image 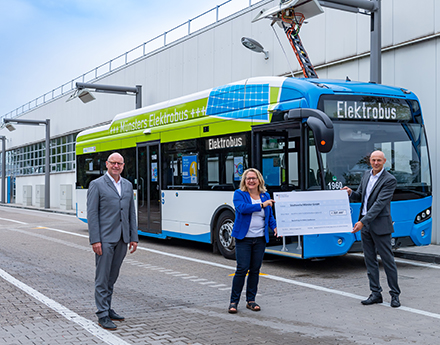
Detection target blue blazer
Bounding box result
[231,189,277,242]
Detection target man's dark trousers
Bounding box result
[361,225,400,297]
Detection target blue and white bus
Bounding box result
[76,76,432,259]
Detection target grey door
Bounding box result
[137,143,161,234]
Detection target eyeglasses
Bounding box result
[246,177,258,181]
[107,161,124,166]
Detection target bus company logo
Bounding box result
[207,135,245,150]
[336,101,397,120]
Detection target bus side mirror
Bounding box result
[285,108,334,153]
[307,116,334,153]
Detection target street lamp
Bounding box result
[67,82,142,109]
[3,118,50,209]
[241,37,269,60]
[0,135,5,204]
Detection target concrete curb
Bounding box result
[394,250,440,264]
[0,203,76,216]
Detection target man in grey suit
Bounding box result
[87,152,139,330]
[343,150,401,308]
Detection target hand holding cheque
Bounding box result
[341,186,363,233]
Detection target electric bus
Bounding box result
[76,76,432,259]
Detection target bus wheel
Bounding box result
[215,211,236,260]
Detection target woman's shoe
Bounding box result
[228,303,238,314]
[246,301,260,311]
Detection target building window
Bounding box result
[3,133,78,177]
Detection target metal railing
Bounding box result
[1,0,264,123]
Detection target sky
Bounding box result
[0,0,250,117]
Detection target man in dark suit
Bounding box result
[87,152,138,330]
[343,150,401,308]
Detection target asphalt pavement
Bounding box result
[2,203,440,345]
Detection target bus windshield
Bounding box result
[321,122,431,200]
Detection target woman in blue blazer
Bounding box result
[228,168,277,314]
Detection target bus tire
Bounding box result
[215,211,236,260]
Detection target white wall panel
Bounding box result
[436,0,440,32]
[196,29,215,91]
[156,49,171,102]
[297,12,327,67]
[324,9,358,63]
[16,172,75,208]
[392,0,435,44]
[325,60,360,81]
[433,37,440,243]
[382,0,394,48]
[168,44,184,99]
[355,12,370,54]
[381,49,395,85]
[231,10,256,79]
[143,53,160,106]
[183,35,200,95]
[357,57,370,82]
[214,20,233,85]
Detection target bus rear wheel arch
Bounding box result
[215,210,236,260]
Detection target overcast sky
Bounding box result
[0,0,251,117]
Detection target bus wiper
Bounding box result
[396,188,428,197]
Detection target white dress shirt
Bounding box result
[106,171,122,196]
[361,168,384,215]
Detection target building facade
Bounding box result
[1,0,439,243]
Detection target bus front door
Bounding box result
[252,127,305,258]
[137,143,162,234]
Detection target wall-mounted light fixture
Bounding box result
[241,37,269,60]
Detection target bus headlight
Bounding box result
[414,207,431,224]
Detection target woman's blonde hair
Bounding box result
[239,168,267,193]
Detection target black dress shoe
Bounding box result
[109,309,125,321]
[98,316,117,330]
[390,295,401,308]
[361,294,383,305]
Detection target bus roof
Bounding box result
[76,76,419,149]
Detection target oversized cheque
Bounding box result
[273,190,352,236]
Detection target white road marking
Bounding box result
[0,267,132,345]
[0,217,28,225]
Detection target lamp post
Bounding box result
[3,118,50,209]
[71,82,142,109]
[318,0,381,83]
[0,135,5,204]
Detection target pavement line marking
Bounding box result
[0,267,132,345]
[199,281,217,285]
[0,217,28,225]
[10,226,440,320]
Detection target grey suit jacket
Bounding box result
[350,169,397,235]
[87,174,138,244]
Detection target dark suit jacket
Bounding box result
[350,169,396,235]
[231,189,277,242]
[87,174,138,244]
